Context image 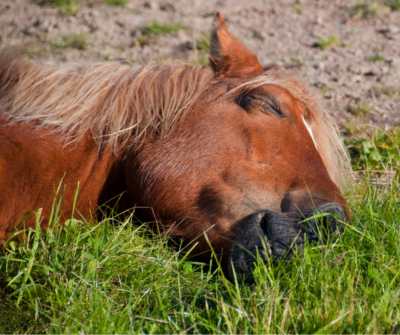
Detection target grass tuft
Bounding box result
[100,48,112,61]
[196,34,210,52]
[56,0,81,16]
[51,33,86,51]
[385,0,400,10]
[320,85,330,95]
[294,0,303,14]
[346,102,372,116]
[369,54,385,62]
[316,36,341,50]
[380,86,400,98]
[105,0,129,5]
[345,128,400,171]
[349,2,389,18]
[34,0,81,16]
[141,22,184,36]
[139,22,184,45]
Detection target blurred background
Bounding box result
[1,0,400,172]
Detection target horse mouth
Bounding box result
[227,204,345,284]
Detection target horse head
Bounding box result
[126,13,350,283]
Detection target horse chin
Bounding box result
[228,204,345,284]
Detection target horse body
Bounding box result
[0,13,350,282]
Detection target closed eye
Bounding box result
[238,94,285,118]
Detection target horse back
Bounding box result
[0,116,124,243]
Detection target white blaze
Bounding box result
[302,116,318,151]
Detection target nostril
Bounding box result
[319,203,345,221]
[304,203,345,240]
[309,203,345,222]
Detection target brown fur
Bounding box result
[0,118,119,241]
[0,49,349,189]
[225,69,351,189]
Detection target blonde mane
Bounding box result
[0,49,350,189]
[227,68,351,190]
[0,49,213,149]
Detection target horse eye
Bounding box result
[244,95,285,118]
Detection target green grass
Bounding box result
[282,55,305,66]
[369,54,385,62]
[345,128,400,171]
[51,33,86,51]
[56,0,80,16]
[349,2,387,18]
[36,0,81,16]
[2,128,400,333]
[381,87,400,98]
[2,164,400,333]
[100,48,112,61]
[320,85,330,95]
[316,36,341,50]
[386,0,400,10]
[139,22,184,46]
[105,0,129,5]
[294,0,303,14]
[141,22,184,36]
[196,34,210,52]
[346,102,372,116]
[190,56,209,66]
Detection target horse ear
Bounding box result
[209,12,264,78]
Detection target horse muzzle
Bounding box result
[228,203,346,284]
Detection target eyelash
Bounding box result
[247,96,284,118]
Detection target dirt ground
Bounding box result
[1,0,400,135]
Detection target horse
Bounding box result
[0,13,350,283]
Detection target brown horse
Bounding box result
[0,13,350,283]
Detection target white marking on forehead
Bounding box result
[302,116,318,151]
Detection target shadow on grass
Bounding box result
[0,292,44,333]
